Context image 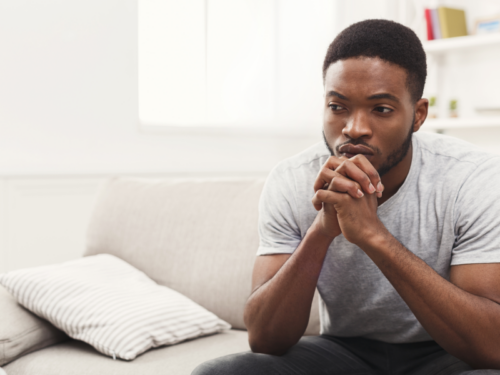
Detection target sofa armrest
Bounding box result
[0,285,68,366]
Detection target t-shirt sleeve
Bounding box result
[451,156,500,265]
[257,165,302,256]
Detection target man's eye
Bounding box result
[374,107,392,114]
[329,104,345,111]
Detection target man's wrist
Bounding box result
[357,223,392,254]
[355,221,390,249]
[307,219,338,244]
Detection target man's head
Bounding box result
[322,19,428,178]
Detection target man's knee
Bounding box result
[191,351,275,375]
[191,358,221,375]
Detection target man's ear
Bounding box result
[413,98,429,132]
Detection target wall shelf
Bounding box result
[423,117,500,130]
[423,33,500,54]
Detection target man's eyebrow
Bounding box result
[367,93,400,103]
[326,91,349,100]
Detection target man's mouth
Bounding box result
[338,144,375,160]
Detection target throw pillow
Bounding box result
[0,254,231,360]
[0,285,67,366]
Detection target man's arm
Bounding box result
[313,163,500,369]
[243,224,333,355]
[245,156,383,355]
[362,232,500,369]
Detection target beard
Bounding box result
[323,114,414,178]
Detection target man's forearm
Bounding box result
[244,223,333,355]
[361,229,500,369]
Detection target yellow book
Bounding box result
[438,7,468,38]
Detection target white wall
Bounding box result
[0,0,322,177]
[0,177,105,273]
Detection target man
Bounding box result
[193,20,500,374]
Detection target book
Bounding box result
[438,7,468,38]
[430,9,442,39]
[425,8,434,40]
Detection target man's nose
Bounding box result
[342,111,372,139]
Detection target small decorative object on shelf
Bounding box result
[449,99,458,118]
[475,15,500,35]
[428,96,438,118]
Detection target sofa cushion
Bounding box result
[0,254,230,361]
[84,178,320,335]
[4,330,250,375]
[0,285,67,366]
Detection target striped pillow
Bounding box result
[0,254,231,360]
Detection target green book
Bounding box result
[438,7,468,38]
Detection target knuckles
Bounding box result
[314,190,326,202]
[315,190,324,199]
[320,154,381,194]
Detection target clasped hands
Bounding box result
[312,154,385,246]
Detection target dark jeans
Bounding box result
[192,335,500,375]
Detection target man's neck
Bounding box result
[377,144,413,206]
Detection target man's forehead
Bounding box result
[324,57,409,98]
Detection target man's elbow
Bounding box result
[247,331,291,356]
[470,347,500,370]
[456,340,500,370]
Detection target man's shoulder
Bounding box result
[415,131,499,167]
[272,142,330,178]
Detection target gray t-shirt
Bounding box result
[257,131,500,343]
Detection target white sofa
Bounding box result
[1,177,320,374]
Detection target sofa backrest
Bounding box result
[85,178,320,334]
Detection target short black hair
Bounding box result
[322,19,427,103]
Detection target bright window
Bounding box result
[139,0,336,130]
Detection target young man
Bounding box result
[193,20,500,374]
